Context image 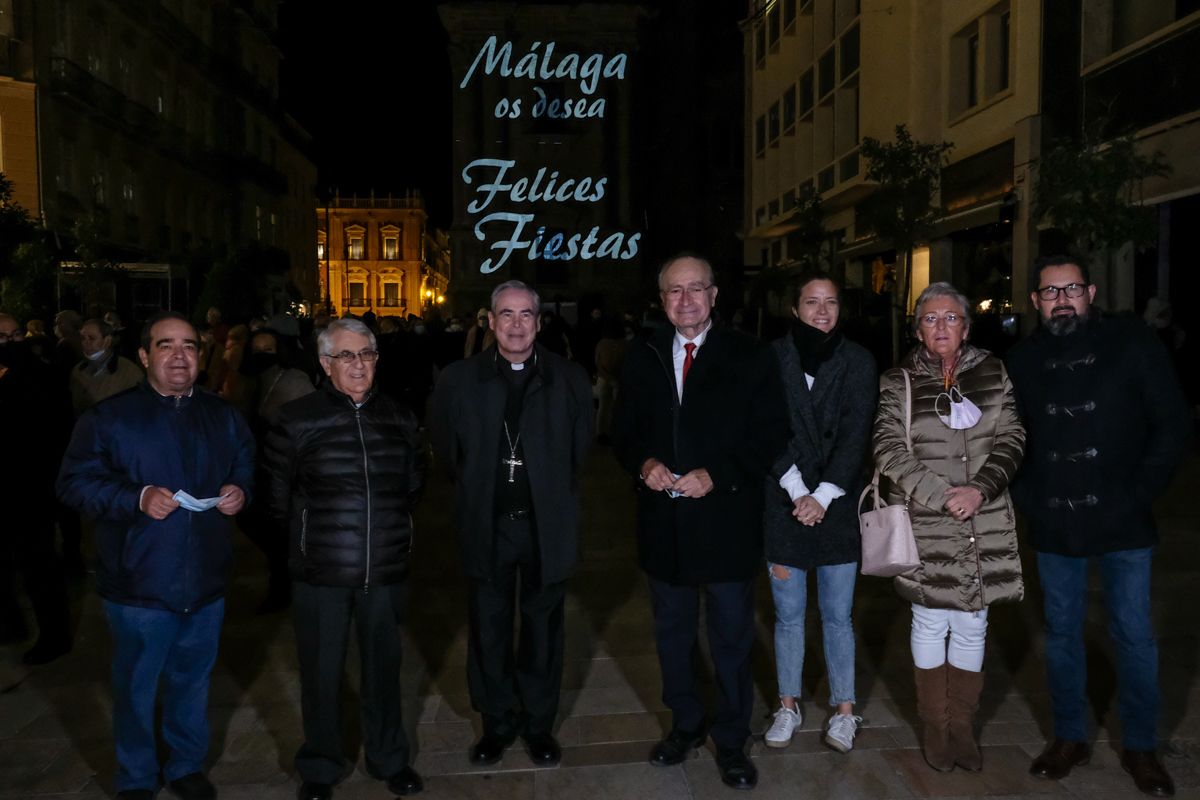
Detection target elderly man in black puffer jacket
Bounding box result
[265,318,425,800]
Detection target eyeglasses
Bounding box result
[918,312,964,328]
[324,349,379,364]
[1036,283,1088,301]
[664,284,713,300]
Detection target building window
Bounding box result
[998,11,1011,91]
[755,115,766,157]
[269,212,277,245]
[348,282,365,305]
[755,22,766,67]
[348,233,365,259]
[800,69,814,116]
[784,0,797,31]
[967,32,979,107]
[783,84,797,133]
[382,232,400,260]
[255,205,263,239]
[818,47,836,99]
[840,24,860,80]
[768,101,781,144]
[121,166,136,206]
[768,5,780,50]
[91,158,107,206]
[382,282,401,307]
[317,242,325,260]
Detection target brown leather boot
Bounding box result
[947,665,985,771]
[914,664,953,772]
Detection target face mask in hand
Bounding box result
[935,386,983,430]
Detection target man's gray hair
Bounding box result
[318,318,377,356]
[912,282,972,333]
[657,253,715,291]
[490,280,540,315]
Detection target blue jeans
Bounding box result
[768,561,857,706]
[1037,548,1159,750]
[104,599,225,791]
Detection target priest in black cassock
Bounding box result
[431,279,593,767]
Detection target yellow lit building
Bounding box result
[316,192,450,318]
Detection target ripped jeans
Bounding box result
[768,561,857,705]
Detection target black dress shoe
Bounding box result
[716,748,758,790]
[167,772,216,800]
[115,791,156,800]
[385,766,424,796]
[470,731,517,765]
[1029,739,1091,780]
[522,732,562,765]
[649,728,706,766]
[297,782,332,800]
[1122,750,1175,797]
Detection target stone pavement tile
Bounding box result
[570,710,670,745]
[198,783,296,800]
[0,686,51,738]
[432,692,475,723]
[532,762,691,800]
[0,743,96,795]
[977,721,1048,747]
[687,748,916,800]
[559,740,656,768]
[415,719,476,753]
[883,746,1068,797]
[413,771,534,800]
[559,684,662,717]
[209,727,292,785]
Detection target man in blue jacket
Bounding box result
[58,311,254,800]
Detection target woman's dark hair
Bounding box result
[791,270,841,306]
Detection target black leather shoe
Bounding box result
[649,728,706,766]
[1029,739,1091,780]
[115,791,156,800]
[470,731,517,765]
[716,748,758,790]
[385,766,424,796]
[1122,750,1175,797]
[297,782,332,800]
[522,732,562,766]
[167,773,216,800]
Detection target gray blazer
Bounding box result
[764,334,877,569]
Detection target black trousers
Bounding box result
[648,577,756,751]
[0,515,70,646]
[467,515,566,736]
[292,581,410,783]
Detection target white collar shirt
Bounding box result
[672,321,711,403]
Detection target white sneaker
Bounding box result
[764,704,801,748]
[824,712,862,753]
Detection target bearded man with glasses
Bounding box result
[265,318,425,799]
[1008,255,1191,798]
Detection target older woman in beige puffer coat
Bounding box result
[872,282,1024,774]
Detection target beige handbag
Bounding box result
[859,369,919,577]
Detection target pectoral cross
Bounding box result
[502,455,523,483]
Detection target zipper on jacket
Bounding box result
[300,508,308,555]
[960,430,986,606]
[355,408,372,593]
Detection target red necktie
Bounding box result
[682,342,696,386]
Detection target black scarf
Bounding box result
[790,319,842,376]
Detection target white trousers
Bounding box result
[910,604,988,672]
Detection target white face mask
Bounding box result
[86,349,109,362]
[935,386,983,429]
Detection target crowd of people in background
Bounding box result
[0,252,1195,800]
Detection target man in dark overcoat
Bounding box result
[431,280,593,767]
[612,254,788,789]
[1008,255,1192,798]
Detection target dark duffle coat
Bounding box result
[612,324,789,585]
[430,345,593,586]
[872,345,1025,611]
[764,334,878,570]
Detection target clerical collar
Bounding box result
[496,350,537,373]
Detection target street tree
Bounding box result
[0,172,54,321]
[747,190,834,335]
[859,124,953,364]
[1034,127,1169,261]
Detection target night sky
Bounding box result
[279,1,454,226]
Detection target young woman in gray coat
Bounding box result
[763,273,877,753]
[872,282,1024,773]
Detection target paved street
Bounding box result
[3,446,1198,799]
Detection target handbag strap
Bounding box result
[863,368,913,512]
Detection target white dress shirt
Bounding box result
[672,321,711,403]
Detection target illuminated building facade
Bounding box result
[316,192,450,318]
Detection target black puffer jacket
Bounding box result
[265,383,423,588]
